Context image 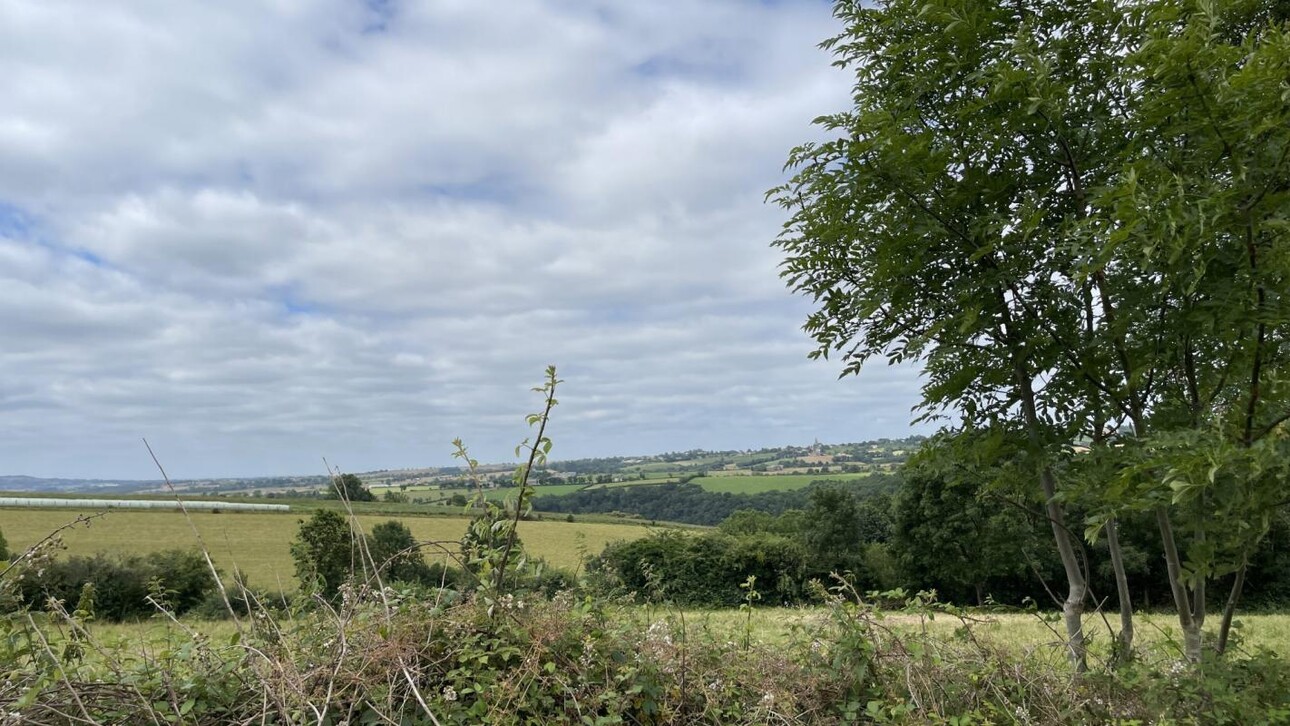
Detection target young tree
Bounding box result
[893,435,1048,606]
[771,0,1144,669]
[291,509,359,599]
[804,487,866,578]
[368,520,432,585]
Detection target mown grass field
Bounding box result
[0,508,651,588]
[691,472,873,493]
[372,484,588,500]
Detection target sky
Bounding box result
[0,0,931,480]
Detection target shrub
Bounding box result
[590,530,812,606]
[290,509,359,599]
[8,549,216,621]
[368,520,433,585]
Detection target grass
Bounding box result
[0,508,650,588]
[576,473,876,494]
[79,606,1290,663]
[691,472,873,494]
[372,484,588,500]
[627,607,1290,659]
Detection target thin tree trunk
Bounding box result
[1015,361,1088,672]
[1217,561,1248,655]
[1105,517,1135,661]
[1156,507,1202,661]
[1042,466,1089,672]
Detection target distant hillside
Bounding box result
[0,436,925,496]
[0,475,160,494]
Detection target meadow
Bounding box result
[370,483,588,500]
[0,507,650,588]
[690,472,873,493]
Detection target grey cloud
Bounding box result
[0,0,931,479]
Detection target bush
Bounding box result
[8,549,216,621]
[368,520,433,585]
[589,530,813,606]
[328,473,375,502]
[290,509,359,599]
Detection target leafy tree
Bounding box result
[771,0,1290,666]
[893,436,1049,605]
[291,509,358,599]
[0,527,7,561]
[804,487,866,580]
[329,473,375,502]
[1083,1,1290,657]
[368,520,431,585]
[717,510,776,537]
[771,0,1143,668]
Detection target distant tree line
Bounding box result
[534,475,899,526]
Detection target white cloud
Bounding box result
[0,0,931,479]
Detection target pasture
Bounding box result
[372,484,588,502]
[575,472,876,495]
[691,472,873,493]
[0,507,651,588]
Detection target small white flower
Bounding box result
[442,686,457,702]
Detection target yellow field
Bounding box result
[0,508,649,588]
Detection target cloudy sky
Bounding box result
[0,0,929,480]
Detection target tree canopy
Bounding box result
[329,473,375,503]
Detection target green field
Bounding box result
[577,472,875,495]
[0,508,650,589]
[691,472,872,493]
[374,484,589,502]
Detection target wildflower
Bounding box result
[442,686,458,702]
